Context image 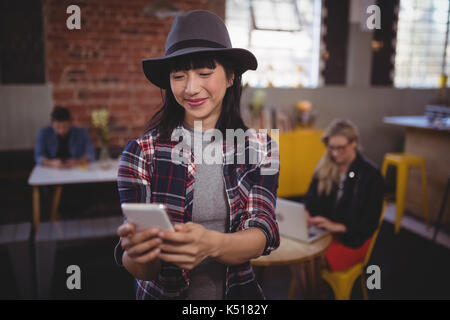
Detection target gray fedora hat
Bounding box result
[142,10,257,89]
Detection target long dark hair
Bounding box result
[143,51,248,141]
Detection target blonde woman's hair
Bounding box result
[314,119,360,195]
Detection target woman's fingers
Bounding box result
[310,216,326,224]
[134,247,161,264]
[317,222,326,228]
[127,237,163,258]
[122,227,164,264]
[121,226,161,251]
[316,221,330,231]
[129,227,161,245]
[117,223,135,237]
[159,242,198,255]
[174,224,185,232]
[159,229,191,243]
[158,252,196,265]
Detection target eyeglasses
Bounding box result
[327,142,351,152]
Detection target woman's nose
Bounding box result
[185,74,201,95]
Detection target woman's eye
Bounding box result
[172,74,184,80]
[199,72,212,77]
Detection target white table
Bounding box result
[28,159,120,229]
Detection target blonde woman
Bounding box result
[304,119,384,272]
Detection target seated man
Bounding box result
[304,119,384,272]
[34,106,96,168]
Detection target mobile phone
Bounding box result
[121,203,174,232]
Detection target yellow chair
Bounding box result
[277,128,325,197]
[320,202,386,300]
[381,153,430,234]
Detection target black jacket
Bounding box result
[304,152,384,248]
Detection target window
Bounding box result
[394,0,450,88]
[225,0,322,88]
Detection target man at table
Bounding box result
[34,106,96,168]
[303,119,384,272]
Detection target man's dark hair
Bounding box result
[51,106,71,122]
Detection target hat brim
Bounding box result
[142,47,257,89]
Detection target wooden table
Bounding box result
[251,234,332,299]
[384,116,450,228]
[27,159,120,229]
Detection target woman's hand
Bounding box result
[117,222,162,264]
[309,216,347,233]
[305,210,312,227]
[158,222,219,270]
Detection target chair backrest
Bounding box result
[363,201,386,266]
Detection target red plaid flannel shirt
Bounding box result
[115,125,280,299]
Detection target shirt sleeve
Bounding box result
[303,175,322,216]
[114,139,153,266]
[237,134,280,256]
[81,128,96,162]
[34,128,47,165]
[338,171,385,248]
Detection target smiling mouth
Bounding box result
[185,98,207,107]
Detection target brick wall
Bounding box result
[43,0,225,148]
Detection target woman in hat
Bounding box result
[304,119,384,272]
[114,10,280,300]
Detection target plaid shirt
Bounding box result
[115,125,280,300]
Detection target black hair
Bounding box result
[143,51,248,141]
[51,106,71,122]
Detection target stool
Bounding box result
[381,153,430,234]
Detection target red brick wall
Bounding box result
[43,0,225,148]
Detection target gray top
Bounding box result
[183,123,229,300]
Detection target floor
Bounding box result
[260,218,450,300]
[1,180,449,299]
[383,203,450,250]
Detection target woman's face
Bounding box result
[170,62,233,130]
[327,135,357,165]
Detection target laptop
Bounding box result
[275,198,330,243]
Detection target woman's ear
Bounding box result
[227,73,235,88]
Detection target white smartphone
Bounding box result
[121,203,174,232]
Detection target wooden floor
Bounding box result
[0,215,449,299]
[1,172,449,299]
